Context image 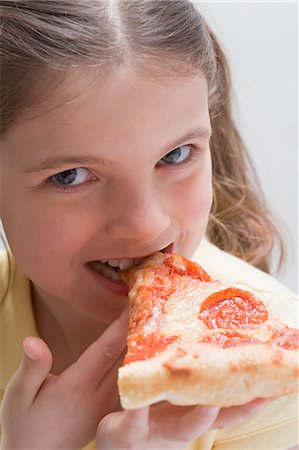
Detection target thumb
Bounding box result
[10,337,53,407]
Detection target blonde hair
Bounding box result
[0,0,284,274]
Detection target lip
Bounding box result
[89,242,174,262]
[161,242,173,255]
[86,264,129,297]
[86,243,174,296]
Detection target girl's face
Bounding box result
[0,72,212,322]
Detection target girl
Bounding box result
[0,1,297,449]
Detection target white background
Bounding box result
[195,1,298,292]
[1,2,298,292]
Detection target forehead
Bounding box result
[2,71,211,163]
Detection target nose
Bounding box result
[104,183,171,242]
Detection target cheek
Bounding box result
[3,204,97,301]
[2,193,92,278]
[174,163,213,226]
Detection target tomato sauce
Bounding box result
[270,326,299,350]
[199,288,268,329]
[201,331,261,348]
[128,275,175,335]
[124,333,179,364]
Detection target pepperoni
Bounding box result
[124,333,179,364]
[199,288,268,329]
[201,331,261,348]
[270,326,299,350]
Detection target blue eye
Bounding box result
[51,168,90,186]
[159,145,191,165]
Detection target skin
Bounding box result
[0,71,271,449]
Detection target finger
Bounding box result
[172,405,220,441]
[119,407,150,441]
[62,308,129,389]
[213,398,272,429]
[8,337,53,408]
[93,347,127,415]
[97,407,150,450]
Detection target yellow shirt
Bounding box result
[1,239,298,449]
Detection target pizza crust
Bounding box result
[118,342,299,409]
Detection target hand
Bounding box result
[0,309,129,450]
[97,398,271,450]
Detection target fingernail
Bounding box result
[23,338,40,361]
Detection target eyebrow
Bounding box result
[25,155,115,173]
[25,126,212,173]
[166,126,212,151]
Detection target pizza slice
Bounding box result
[117,252,299,409]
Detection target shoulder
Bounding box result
[0,249,29,305]
[0,249,32,305]
[0,249,34,315]
[187,394,298,449]
[0,249,13,303]
[0,250,38,392]
[192,238,295,296]
[192,238,298,327]
[213,394,298,449]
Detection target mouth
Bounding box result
[87,243,173,283]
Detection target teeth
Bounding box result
[104,268,120,281]
[107,259,120,268]
[91,246,172,280]
[100,259,136,270]
[119,259,134,270]
[89,261,121,281]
